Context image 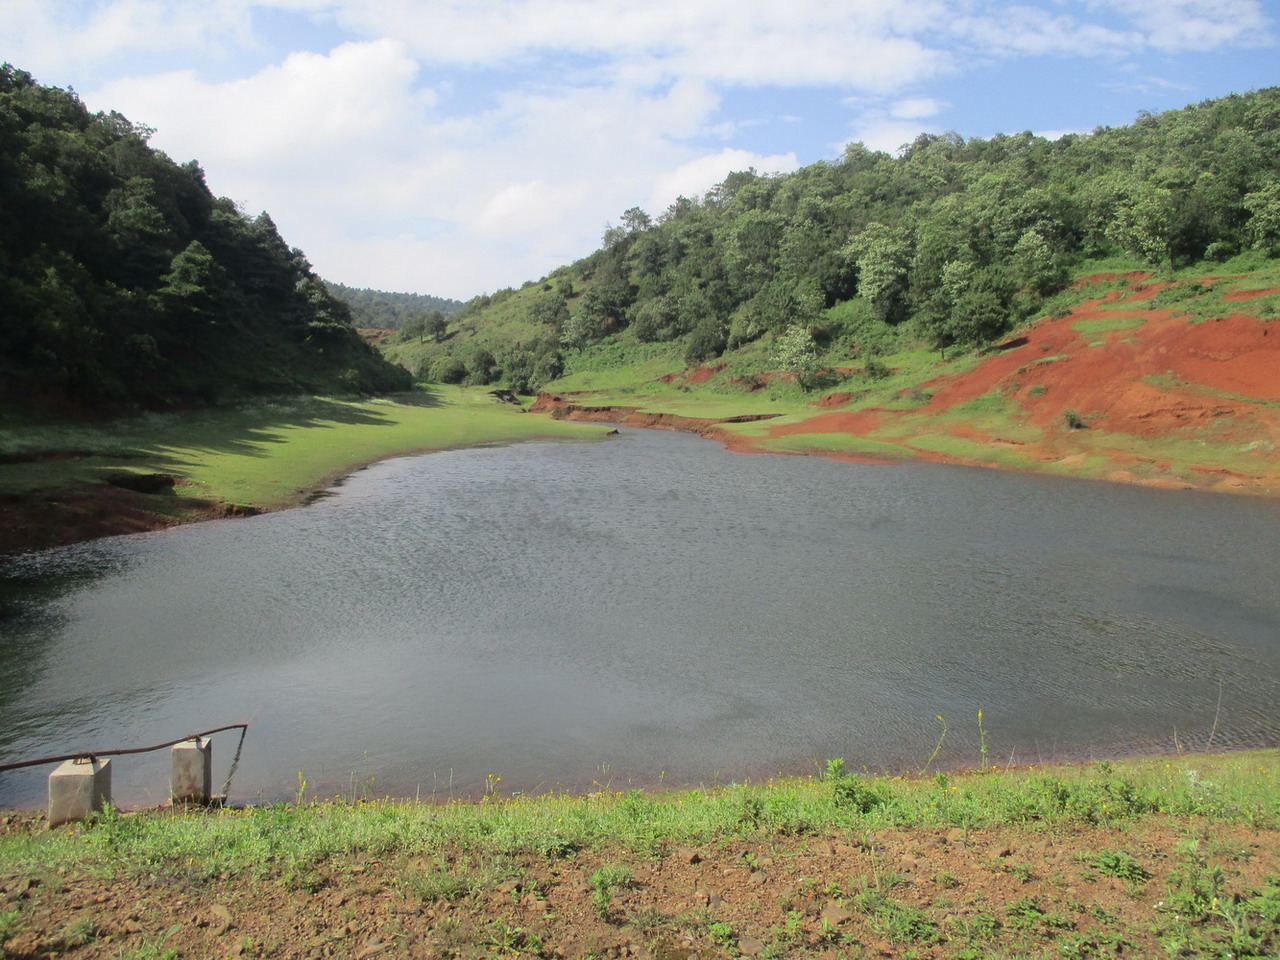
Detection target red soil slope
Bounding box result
[762,275,1280,495]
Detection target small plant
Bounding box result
[706,920,736,948]
[590,864,634,919]
[933,871,961,889]
[1091,850,1151,883]
[117,936,181,960]
[59,916,98,947]
[832,776,891,813]
[0,908,21,948]
[824,757,847,781]
[864,357,890,379]
[627,907,670,937]
[1063,409,1087,429]
[405,866,477,902]
[870,900,940,944]
[773,909,805,946]
[1006,897,1073,932]
[1005,897,1047,930]
[977,709,990,767]
[1006,862,1035,883]
[1027,384,1047,396]
[279,860,327,894]
[1160,841,1224,923]
[738,795,765,826]
[484,919,541,955]
[919,715,948,775]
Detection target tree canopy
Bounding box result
[408,87,1280,388]
[0,64,411,408]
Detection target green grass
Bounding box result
[1071,316,1147,335]
[2,750,1274,880]
[0,387,607,511]
[907,434,1040,469]
[3,751,1276,960]
[755,433,915,459]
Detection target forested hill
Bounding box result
[389,88,1280,393]
[0,65,411,410]
[324,283,463,330]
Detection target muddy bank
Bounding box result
[0,485,251,557]
[528,395,780,440]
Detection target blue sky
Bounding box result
[5,1,1277,300]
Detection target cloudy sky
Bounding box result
[5,1,1277,300]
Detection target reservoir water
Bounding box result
[2,427,1278,808]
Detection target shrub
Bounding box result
[429,355,466,384]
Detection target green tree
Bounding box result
[400,315,427,342]
[847,222,912,323]
[425,309,448,341]
[771,324,819,389]
[621,206,652,233]
[559,310,597,349]
[1105,179,1175,266]
[156,240,227,347]
[1244,181,1280,252]
[685,316,727,364]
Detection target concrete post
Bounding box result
[171,738,212,804]
[48,757,111,827]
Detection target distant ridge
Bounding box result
[324,282,465,330]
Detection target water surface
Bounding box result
[2,428,1278,807]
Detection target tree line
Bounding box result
[410,87,1280,393]
[0,65,411,410]
[323,282,462,330]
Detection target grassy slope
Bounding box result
[1,750,1277,959]
[0,387,608,551]
[523,255,1280,495]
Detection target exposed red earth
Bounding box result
[531,276,1280,495]
[759,279,1280,493]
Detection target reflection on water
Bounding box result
[2,428,1279,807]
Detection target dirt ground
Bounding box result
[2,813,1277,959]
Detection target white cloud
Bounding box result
[81,37,796,297]
[13,0,1277,299]
[648,149,801,212]
[328,0,954,90]
[1091,0,1274,52]
[94,40,427,166]
[845,119,937,156]
[952,6,1140,58]
[890,97,946,120]
[474,181,591,239]
[0,0,258,76]
[10,1,1274,84]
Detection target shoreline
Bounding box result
[1,733,1262,816]
[2,748,1276,960]
[527,394,1280,497]
[0,391,609,557]
[6,373,1279,556]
